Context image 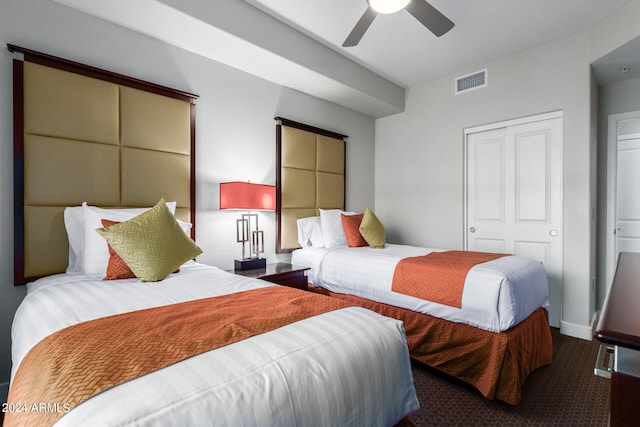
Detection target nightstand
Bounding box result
[231,263,311,290]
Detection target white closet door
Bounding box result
[466,116,563,327]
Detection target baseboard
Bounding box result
[0,381,8,403]
[560,320,595,340]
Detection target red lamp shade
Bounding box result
[219,181,276,211]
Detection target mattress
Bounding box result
[9,262,419,426]
[292,244,549,332]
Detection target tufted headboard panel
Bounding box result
[10,45,198,285]
[275,118,347,253]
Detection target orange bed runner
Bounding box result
[5,286,353,427]
[392,250,509,308]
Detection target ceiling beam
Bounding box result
[53,0,406,118]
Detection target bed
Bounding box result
[292,242,549,334]
[7,261,419,426]
[289,212,553,405]
[5,45,420,426]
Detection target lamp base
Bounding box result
[234,257,267,271]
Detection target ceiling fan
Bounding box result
[343,0,454,47]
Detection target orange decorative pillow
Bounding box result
[101,219,137,280]
[101,219,179,280]
[340,213,368,247]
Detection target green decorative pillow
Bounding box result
[359,207,385,249]
[96,199,202,281]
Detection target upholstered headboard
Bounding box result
[275,118,346,253]
[10,45,198,285]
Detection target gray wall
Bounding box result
[0,0,375,387]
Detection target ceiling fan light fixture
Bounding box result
[367,0,411,14]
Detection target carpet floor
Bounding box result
[409,327,610,426]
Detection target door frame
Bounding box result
[606,110,640,290]
[463,110,563,250]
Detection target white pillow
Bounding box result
[81,202,177,275]
[297,216,324,248]
[63,206,85,273]
[319,209,355,248]
[308,222,325,247]
[177,219,193,235]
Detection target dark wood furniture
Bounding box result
[595,252,640,427]
[231,263,310,290]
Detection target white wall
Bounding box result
[375,32,595,338]
[0,0,375,385]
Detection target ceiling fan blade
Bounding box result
[405,0,454,37]
[342,6,377,47]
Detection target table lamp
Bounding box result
[219,181,275,270]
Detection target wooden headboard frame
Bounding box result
[9,45,198,285]
[275,117,347,253]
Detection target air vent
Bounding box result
[455,69,487,94]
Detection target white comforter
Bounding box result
[10,262,419,426]
[292,244,549,333]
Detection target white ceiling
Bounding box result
[52,0,637,117]
[247,0,630,88]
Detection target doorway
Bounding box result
[606,110,640,290]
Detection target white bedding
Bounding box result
[292,244,550,332]
[10,262,419,426]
